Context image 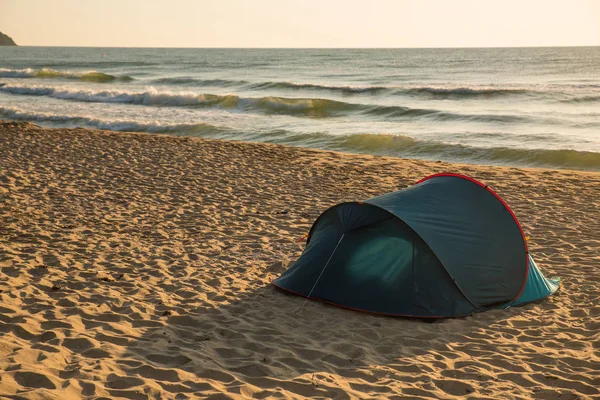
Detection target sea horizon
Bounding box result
[7,44,600,48]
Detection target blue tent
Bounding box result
[273,173,560,317]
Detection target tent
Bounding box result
[273,173,560,317]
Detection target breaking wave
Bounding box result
[0,83,531,123]
[0,68,134,83]
[0,106,224,135]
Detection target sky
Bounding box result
[1,0,598,48]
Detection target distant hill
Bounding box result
[0,32,17,46]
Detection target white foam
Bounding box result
[0,68,36,78]
[0,105,221,133]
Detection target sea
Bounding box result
[1,47,599,170]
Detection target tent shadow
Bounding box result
[117,277,527,399]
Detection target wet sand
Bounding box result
[1,120,599,399]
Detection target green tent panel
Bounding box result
[273,173,560,318]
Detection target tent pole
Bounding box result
[299,233,345,312]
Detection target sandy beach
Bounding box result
[0,120,599,399]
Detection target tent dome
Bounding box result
[273,173,559,317]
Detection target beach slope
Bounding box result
[0,121,598,399]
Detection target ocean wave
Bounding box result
[216,128,599,170]
[338,135,600,170]
[402,86,529,98]
[0,83,531,123]
[1,106,597,170]
[152,77,387,94]
[152,77,249,87]
[38,61,156,68]
[0,106,224,134]
[172,78,543,98]
[144,77,600,104]
[248,82,535,99]
[359,104,528,123]
[560,95,600,103]
[0,68,134,83]
[151,77,534,98]
[245,81,391,94]
[288,132,600,171]
[0,84,238,107]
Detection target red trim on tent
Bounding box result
[270,280,460,319]
[415,173,530,302]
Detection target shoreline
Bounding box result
[1,120,599,398]
[2,118,599,173]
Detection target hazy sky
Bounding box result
[1,0,598,48]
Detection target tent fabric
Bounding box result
[511,255,561,307]
[273,173,560,317]
[366,174,528,309]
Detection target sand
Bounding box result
[0,120,598,399]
